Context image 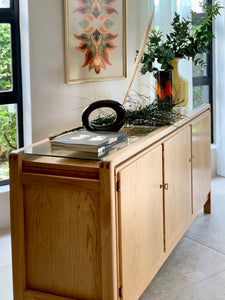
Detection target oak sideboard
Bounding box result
[9,104,211,300]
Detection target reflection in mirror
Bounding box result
[89,107,117,124]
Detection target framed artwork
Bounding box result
[64,0,127,83]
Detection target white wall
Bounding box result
[214,0,225,177]
[27,0,154,143]
[27,0,194,144]
[20,0,32,146]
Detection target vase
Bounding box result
[155,70,173,108]
[170,58,188,106]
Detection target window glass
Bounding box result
[0,23,13,92]
[0,0,10,8]
[0,0,23,186]
[0,104,17,181]
[193,53,208,77]
[191,0,207,13]
[193,85,209,108]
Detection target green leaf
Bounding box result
[139,2,223,73]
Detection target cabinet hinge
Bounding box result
[116,180,121,192]
[119,287,123,298]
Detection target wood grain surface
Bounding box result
[23,180,101,299]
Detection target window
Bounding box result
[0,0,23,185]
[191,0,213,141]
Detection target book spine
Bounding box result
[98,147,106,156]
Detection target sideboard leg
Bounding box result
[204,192,211,214]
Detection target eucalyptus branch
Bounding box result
[140,2,223,74]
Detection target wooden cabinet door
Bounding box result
[192,112,211,215]
[22,175,102,300]
[117,145,164,300]
[164,127,192,252]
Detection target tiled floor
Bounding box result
[0,232,13,300]
[140,176,225,300]
[0,176,225,300]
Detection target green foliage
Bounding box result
[0,161,9,180]
[0,23,14,178]
[193,86,204,108]
[0,23,12,91]
[140,29,175,74]
[140,1,223,74]
[0,105,17,163]
[125,101,179,126]
[193,53,206,76]
[92,97,180,128]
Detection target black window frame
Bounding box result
[192,0,213,142]
[0,0,23,186]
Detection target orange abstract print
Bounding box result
[74,0,118,74]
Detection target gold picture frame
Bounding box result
[64,0,127,84]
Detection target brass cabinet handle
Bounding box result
[160,183,169,190]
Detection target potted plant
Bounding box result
[140,1,223,106]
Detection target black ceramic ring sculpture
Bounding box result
[82,100,126,132]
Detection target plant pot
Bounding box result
[170,58,188,106]
[155,70,173,109]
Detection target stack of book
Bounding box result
[50,130,127,157]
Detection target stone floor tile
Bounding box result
[173,270,225,300]
[141,269,225,300]
[0,233,11,267]
[185,179,225,254]
[140,237,225,300]
[0,265,13,300]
